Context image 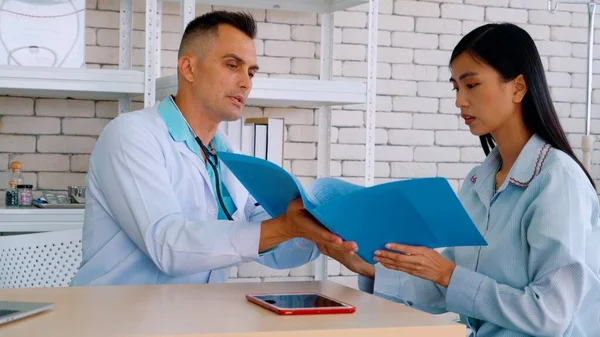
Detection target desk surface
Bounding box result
[0,281,465,337]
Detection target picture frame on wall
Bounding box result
[0,0,85,68]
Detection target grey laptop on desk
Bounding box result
[0,301,54,325]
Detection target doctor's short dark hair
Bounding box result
[178,10,257,58]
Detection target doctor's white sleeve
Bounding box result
[91,116,269,277]
[246,201,320,269]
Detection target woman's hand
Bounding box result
[318,242,375,279]
[374,244,456,287]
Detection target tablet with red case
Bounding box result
[246,292,356,315]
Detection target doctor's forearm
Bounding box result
[258,217,292,253]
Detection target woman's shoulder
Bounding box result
[533,147,596,196]
[541,147,588,179]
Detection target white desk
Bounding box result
[0,206,84,233]
[0,281,465,337]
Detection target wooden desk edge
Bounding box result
[128,325,466,337]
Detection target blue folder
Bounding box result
[217,151,487,264]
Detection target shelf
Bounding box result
[0,66,145,100]
[165,0,369,13]
[0,207,84,233]
[156,75,366,108]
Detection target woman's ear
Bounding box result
[512,74,528,103]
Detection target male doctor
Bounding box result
[70,11,355,286]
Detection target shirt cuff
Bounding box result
[358,274,374,293]
[259,246,278,256]
[373,263,404,295]
[358,264,394,295]
[233,221,262,260]
[445,265,485,317]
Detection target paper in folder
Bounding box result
[217,151,487,264]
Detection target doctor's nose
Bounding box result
[238,72,251,90]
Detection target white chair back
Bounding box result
[0,229,83,288]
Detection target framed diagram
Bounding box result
[0,0,85,67]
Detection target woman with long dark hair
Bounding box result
[320,23,600,336]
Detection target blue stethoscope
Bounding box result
[171,96,234,221]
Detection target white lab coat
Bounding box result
[70,101,319,286]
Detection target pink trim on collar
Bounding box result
[470,143,551,187]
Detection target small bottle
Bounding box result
[9,161,23,186]
[5,180,19,207]
[17,184,33,207]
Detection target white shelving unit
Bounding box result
[0,66,144,101]
[0,0,379,282]
[165,0,369,12]
[156,76,367,107]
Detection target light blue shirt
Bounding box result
[359,134,600,336]
[71,98,319,286]
[157,96,238,221]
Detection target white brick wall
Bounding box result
[2,0,599,286]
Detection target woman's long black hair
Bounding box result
[450,23,596,188]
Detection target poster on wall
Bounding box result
[0,0,85,67]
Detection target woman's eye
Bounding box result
[249,72,255,78]
[466,83,479,89]
[228,63,237,69]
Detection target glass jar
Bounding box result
[42,192,58,204]
[9,161,23,186]
[5,180,19,207]
[17,184,33,207]
[56,194,68,204]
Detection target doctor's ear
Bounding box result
[178,56,196,83]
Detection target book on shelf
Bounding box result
[220,117,285,167]
[245,117,284,167]
[216,151,488,265]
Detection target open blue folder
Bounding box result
[218,151,487,264]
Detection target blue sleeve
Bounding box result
[358,248,456,315]
[445,168,600,336]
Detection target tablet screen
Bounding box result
[253,294,346,309]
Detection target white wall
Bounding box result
[1,0,598,286]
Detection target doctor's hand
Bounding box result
[318,242,374,279]
[374,244,456,287]
[282,199,358,252]
[258,199,357,254]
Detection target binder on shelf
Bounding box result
[241,121,255,156]
[244,117,285,167]
[254,124,268,160]
[219,119,243,151]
